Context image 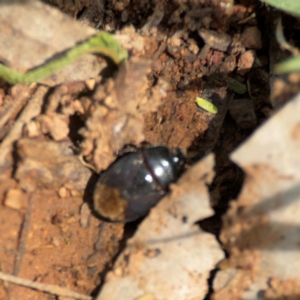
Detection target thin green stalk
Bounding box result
[0,31,128,84]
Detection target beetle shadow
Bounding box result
[231,183,300,251]
[82,171,110,222]
[137,183,300,251]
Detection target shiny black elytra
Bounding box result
[93,146,185,222]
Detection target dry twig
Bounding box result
[0,84,37,130]
[13,193,33,276]
[0,85,48,167]
[0,271,92,300]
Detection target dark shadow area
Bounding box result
[67,113,84,145]
[232,183,300,250]
[90,217,144,297]
[194,113,247,237]
[203,268,220,300]
[82,171,116,224]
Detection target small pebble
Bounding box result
[4,189,26,210]
[240,26,262,49]
[70,189,81,197]
[58,187,68,198]
[80,203,91,228]
[114,267,123,276]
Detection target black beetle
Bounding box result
[93,146,185,222]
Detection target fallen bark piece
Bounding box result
[213,91,300,299]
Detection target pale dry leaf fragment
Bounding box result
[213,90,300,299]
[97,154,225,300]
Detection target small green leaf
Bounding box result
[226,77,247,95]
[195,97,218,114]
[274,55,300,74]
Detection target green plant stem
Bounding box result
[0,31,128,84]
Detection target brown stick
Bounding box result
[0,84,37,130]
[0,271,92,300]
[0,85,48,167]
[13,193,33,276]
